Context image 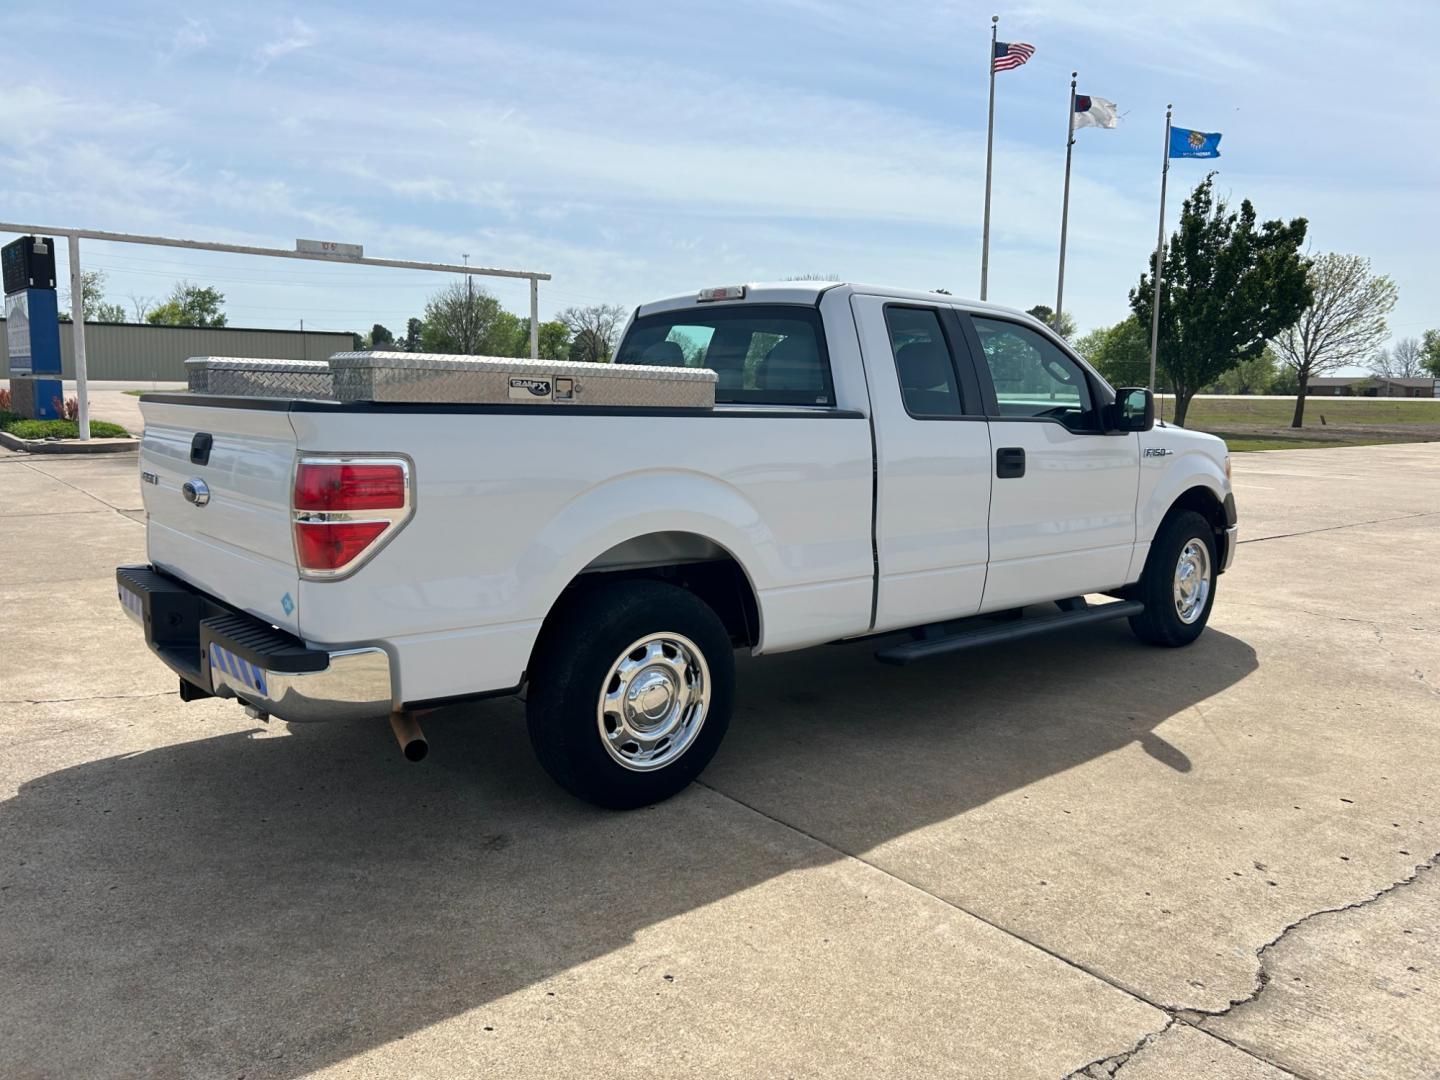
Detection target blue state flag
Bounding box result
[1170,126,1222,159]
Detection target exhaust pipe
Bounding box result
[388,710,428,762]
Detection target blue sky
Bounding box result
[3,0,1436,361]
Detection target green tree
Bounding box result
[1026,304,1077,340]
[1214,346,1278,394]
[1073,317,1150,387]
[1419,330,1440,378]
[370,323,394,348]
[1130,174,1310,427]
[418,282,516,354]
[1272,252,1397,427]
[568,327,612,364]
[60,269,127,322]
[146,281,228,327]
[536,319,571,361]
[402,317,424,352]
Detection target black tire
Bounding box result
[1128,509,1218,647]
[526,579,734,809]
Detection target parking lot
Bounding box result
[1,442,1436,1079]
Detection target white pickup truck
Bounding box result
[119,282,1236,808]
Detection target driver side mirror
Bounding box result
[1110,387,1154,433]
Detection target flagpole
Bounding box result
[1148,104,1172,407]
[980,13,998,301]
[1054,71,1077,335]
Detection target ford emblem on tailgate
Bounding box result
[181,478,211,507]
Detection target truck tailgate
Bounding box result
[139,400,302,635]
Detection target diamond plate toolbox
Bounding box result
[186,357,335,399]
[328,351,717,409]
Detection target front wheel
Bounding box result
[526,580,734,809]
[1128,509,1217,647]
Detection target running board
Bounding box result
[874,600,1145,666]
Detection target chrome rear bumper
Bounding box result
[207,643,393,723]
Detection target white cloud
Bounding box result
[252,17,317,70]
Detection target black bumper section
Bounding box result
[1224,493,1238,527]
[117,565,327,696]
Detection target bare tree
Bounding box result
[128,294,157,322]
[557,304,628,363]
[1372,337,1424,379]
[1273,252,1396,427]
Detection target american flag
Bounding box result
[992,41,1035,73]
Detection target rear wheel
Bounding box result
[1129,510,1217,647]
[526,580,734,809]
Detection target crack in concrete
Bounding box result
[1191,851,1440,1023]
[1,690,179,706]
[1238,510,1439,545]
[1063,1017,1177,1078]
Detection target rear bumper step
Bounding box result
[874,599,1145,666]
[117,565,393,722]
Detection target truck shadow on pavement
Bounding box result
[1,623,1256,1079]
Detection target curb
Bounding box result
[0,430,139,455]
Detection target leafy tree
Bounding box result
[557,304,628,362]
[1130,174,1310,427]
[1073,317,1149,387]
[370,323,394,348]
[1272,252,1396,426]
[1026,304,1077,339]
[1267,364,1299,395]
[146,281,228,327]
[1214,346,1278,394]
[536,319,572,361]
[60,269,127,322]
[403,317,424,352]
[418,282,515,354]
[1420,330,1440,378]
[568,327,612,364]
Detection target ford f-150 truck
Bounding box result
[119,282,1237,808]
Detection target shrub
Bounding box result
[0,416,130,440]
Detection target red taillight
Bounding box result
[294,463,406,511]
[295,521,390,572]
[292,457,411,577]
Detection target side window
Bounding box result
[972,317,1095,432]
[884,306,963,418]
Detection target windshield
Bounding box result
[615,304,833,407]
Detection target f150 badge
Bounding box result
[1143,447,1174,457]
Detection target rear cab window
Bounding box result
[616,304,834,407]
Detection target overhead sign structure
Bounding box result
[295,238,364,260]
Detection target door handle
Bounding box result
[996,447,1026,479]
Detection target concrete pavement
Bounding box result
[0,444,1436,1078]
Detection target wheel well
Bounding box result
[1166,486,1229,563]
[552,532,761,649]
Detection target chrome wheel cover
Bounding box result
[596,633,710,772]
[1173,538,1212,625]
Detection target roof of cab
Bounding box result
[635,281,1037,323]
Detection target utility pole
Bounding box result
[462,252,474,354]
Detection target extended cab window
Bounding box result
[972,317,1095,432]
[885,306,964,418]
[616,305,833,407]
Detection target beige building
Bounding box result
[0,319,354,382]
